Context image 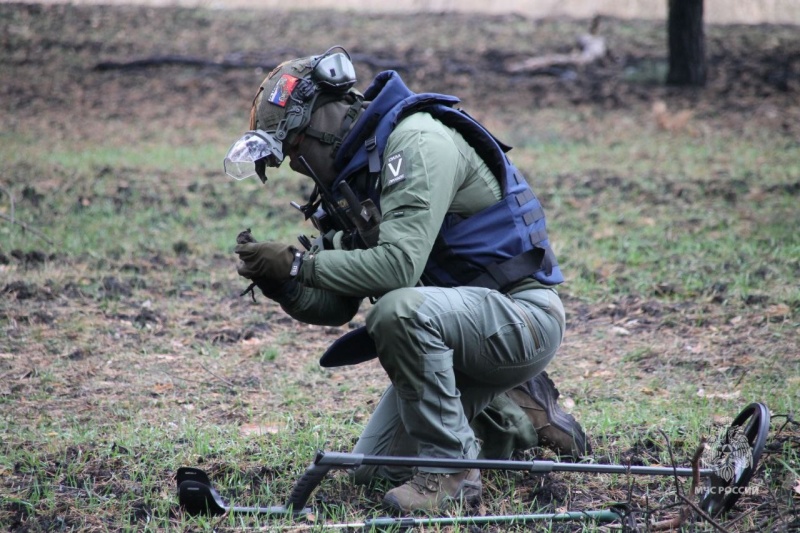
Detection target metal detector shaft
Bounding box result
[314,451,713,477]
[285,450,712,511]
[336,510,621,529]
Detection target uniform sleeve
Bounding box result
[272,282,362,326]
[297,115,464,297]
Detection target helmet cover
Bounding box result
[251,57,317,135]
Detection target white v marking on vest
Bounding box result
[388,159,402,177]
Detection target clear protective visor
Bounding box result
[223,130,284,181]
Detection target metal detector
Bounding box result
[176,466,308,518]
[177,402,769,525]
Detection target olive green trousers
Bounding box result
[352,286,565,484]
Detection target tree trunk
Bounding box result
[666,0,706,86]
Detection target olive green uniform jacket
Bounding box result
[278,111,544,321]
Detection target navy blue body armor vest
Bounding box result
[329,71,563,291]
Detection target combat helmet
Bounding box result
[224,46,358,183]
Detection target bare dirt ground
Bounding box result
[1,2,799,531]
[2,3,800,139]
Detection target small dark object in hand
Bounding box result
[237,228,256,244]
[237,228,258,301]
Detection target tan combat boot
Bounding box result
[382,468,481,513]
[506,371,591,459]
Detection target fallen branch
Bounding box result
[94,52,410,72]
[506,16,607,74]
[650,431,699,530]
[0,213,54,246]
[773,412,799,435]
[506,34,607,73]
[676,492,731,533]
[93,55,278,72]
[198,362,238,391]
[651,431,730,533]
[0,185,14,222]
[691,437,706,496]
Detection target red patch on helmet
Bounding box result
[267,74,300,107]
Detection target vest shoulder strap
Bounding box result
[426,106,513,191]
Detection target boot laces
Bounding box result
[408,471,444,494]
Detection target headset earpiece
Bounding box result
[313,52,357,91]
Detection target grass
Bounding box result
[511,121,800,308]
[2,15,799,531]
[3,107,799,531]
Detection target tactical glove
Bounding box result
[234,241,302,281]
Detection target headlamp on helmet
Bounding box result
[223,46,357,183]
